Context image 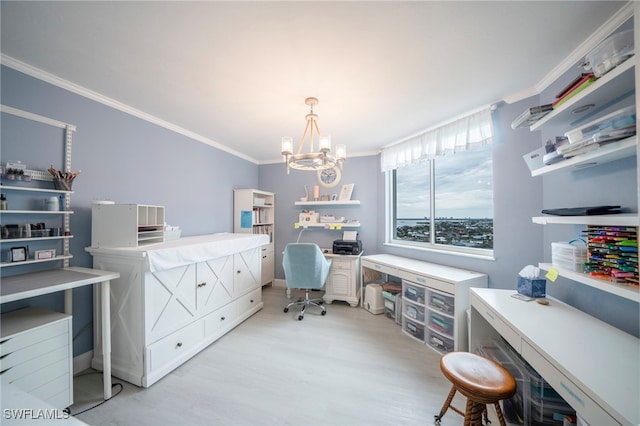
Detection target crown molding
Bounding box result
[503,1,634,105]
[0,54,259,164]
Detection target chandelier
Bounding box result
[281,97,346,174]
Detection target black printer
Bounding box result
[333,239,362,255]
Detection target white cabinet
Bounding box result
[234,189,274,285]
[361,254,487,353]
[87,233,267,387]
[322,253,361,307]
[0,308,73,409]
[91,203,165,247]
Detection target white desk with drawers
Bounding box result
[469,288,639,426]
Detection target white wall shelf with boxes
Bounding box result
[525,6,639,304]
[294,199,361,229]
[91,203,165,247]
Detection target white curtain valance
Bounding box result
[380,107,494,172]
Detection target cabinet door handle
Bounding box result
[236,270,241,274]
[176,342,183,348]
[197,282,207,288]
[250,299,254,303]
[220,316,226,321]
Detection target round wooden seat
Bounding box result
[435,352,516,426]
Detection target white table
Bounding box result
[1,267,120,400]
[469,288,640,426]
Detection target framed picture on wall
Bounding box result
[338,184,354,201]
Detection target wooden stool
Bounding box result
[434,352,516,426]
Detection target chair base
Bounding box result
[284,288,326,320]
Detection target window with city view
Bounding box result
[389,145,494,255]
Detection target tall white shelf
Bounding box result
[0,104,78,410]
[233,189,275,286]
[525,12,639,303]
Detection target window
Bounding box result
[389,144,494,256]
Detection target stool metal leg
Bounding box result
[434,385,457,424]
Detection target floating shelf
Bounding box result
[539,263,639,302]
[532,213,638,226]
[295,200,360,206]
[530,137,636,177]
[0,255,73,268]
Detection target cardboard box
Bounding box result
[517,277,546,298]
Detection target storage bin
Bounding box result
[402,317,425,341]
[552,242,587,272]
[403,298,425,322]
[584,29,634,77]
[428,311,454,337]
[427,288,455,315]
[426,329,454,353]
[364,284,384,315]
[403,281,425,304]
[476,338,575,426]
[565,105,636,145]
[382,290,402,324]
[530,398,576,425]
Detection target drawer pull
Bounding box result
[236,270,241,274]
[220,316,226,321]
[250,299,254,303]
[197,282,207,288]
[176,342,183,348]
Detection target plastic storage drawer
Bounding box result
[403,298,425,323]
[427,288,454,315]
[382,290,402,324]
[428,310,454,337]
[403,281,426,304]
[426,329,454,354]
[402,316,425,342]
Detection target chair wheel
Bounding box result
[298,315,304,320]
[321,310,327,316]
[283,307,289,313]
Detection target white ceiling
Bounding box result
[0,1,628,164]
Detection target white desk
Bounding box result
[1,267,120,400]
[469,288,640,426]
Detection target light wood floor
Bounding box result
[72,286,490,425]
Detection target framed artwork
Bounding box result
[338,184,354,201]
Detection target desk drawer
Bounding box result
[399,272,453,294]
[521,341,618,426]
[362,260,398,277]
[147,320,204,374]
[0,320,68,355]
[471,294,521,352]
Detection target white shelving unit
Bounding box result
[527,19,638,301]
[234,189,275,286]
[91,204,165,248]
[0,106,75,269]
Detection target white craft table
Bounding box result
[1,267,120,400]
[469,288,639,425]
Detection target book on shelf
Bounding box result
[555,72,594,99]
[552,74,596,108]
[510,104,554,129]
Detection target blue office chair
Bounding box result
[282,243,332,320]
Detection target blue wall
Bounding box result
[2,61,638,361]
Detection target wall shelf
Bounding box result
[295,222,360,229]
[531,57,635,131]
[0,185,72,195]
[530,137,636,177]
[295,200,360,206]
[0,254,73,269]
[0,210,74,215]
[532,213,638,226]
[538,263,639,302]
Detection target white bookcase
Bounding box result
[91,203,165,248]
[233,189,274,285]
